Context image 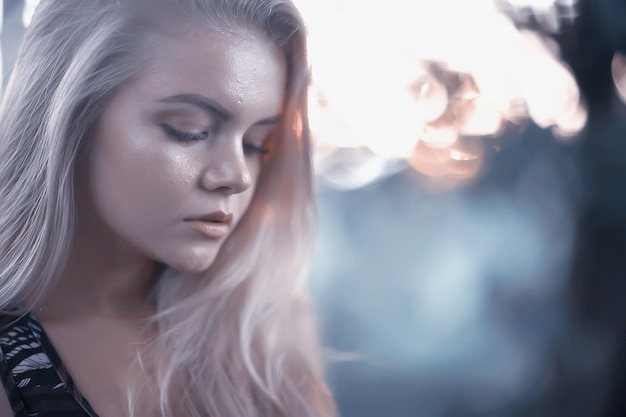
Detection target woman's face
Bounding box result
[82,28,286,274]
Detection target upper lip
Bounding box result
[187,211,233,224]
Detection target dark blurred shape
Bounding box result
[520,0,626,415]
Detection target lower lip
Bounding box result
[187,220,230,239]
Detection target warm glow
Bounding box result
[294,0,585,189]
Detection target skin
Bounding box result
[8,27,287,417]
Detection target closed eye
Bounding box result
[161,124,208,142]
[243,142,270,156]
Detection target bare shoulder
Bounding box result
[0,388,12,417]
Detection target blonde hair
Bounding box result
[0,0,335,416]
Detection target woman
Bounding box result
[0,0,336,416]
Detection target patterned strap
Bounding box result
[28,315,100,417]
[0,324,29,417]
[0,313,95,417]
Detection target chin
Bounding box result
[164,247,220,275]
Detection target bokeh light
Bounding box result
[21,0,39,28]
[612,52,626,105]
[294,0,585,188]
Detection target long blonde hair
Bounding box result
[0,0,335,415]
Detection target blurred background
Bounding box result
[3,0,626,416]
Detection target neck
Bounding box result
[36,214,162,322]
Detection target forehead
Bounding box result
[131,28,287,118]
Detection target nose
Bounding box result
[199,145,253,194]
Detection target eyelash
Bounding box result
[161,123,207,142]
[243,143,270,156]
[161,124,270,155]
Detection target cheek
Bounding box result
[231,165,262,223]
[88,126,194,232]
[240,186,256,212]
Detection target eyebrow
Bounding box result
[157,94,282,126]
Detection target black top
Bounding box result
[0,312,99,417]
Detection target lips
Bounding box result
[186,211,233,239]
[191,211,233,224]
